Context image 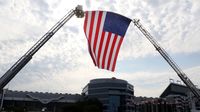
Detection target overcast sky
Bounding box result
[0,0,200,97]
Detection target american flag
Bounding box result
[84,11,131,71]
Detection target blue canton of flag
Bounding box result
[104,12,131,37]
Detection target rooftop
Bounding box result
[1,89,83,104]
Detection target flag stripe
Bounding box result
[88,45,96,65]
[93,11,103,58]
[91,11,99,57]
[112,37,123,71]
[96,12,106,66]
[85,12,97,65]
[102,32,112,69]
[97,31,105,68]
[104,33,115,69]
[99,32,109,68]
[109,35,121,71]
[88,11,97,65]
[84,12,88,32]
[86,12,91,39]
[107,34,118,70]
[88,11,95,43]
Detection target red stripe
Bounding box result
[93,11,103,56]
[97,31,105,67]
[112,37,123,71]
[88,11,96,65]
[102,32,112,69]
[83,12,96,65]
[83,12,88,33]
[107,34,117,70]
[88,11,95,43]
[88,45,96,66]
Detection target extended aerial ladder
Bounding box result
[0,5,84,90]
[132,19,200,101]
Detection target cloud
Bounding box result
[120,0,200,58]
[0,0,8,6]
[7,60,200,97]
[116,66,200,97]
[82,0,200,59]
[0,0,86,72]
[0,0,199,98]
[85,0,91,8]
[29,0,51,22]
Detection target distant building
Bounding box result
[160,82,200,112]
[160,82,189,98]
[133,82,200,112]
[0,89,83,112]
[0,78,199,112]
[82,77,134,112]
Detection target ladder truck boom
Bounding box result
[0,5,84,90]
[133,19,200,100]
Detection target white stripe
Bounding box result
[86,12,92,38]
[104,33,115,69]
[90,11,99,62]
[99,32,109,68]
[95,12,107,57]
[109,36,121,70]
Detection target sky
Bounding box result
[0,0,200,97]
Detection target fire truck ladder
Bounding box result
[133,19,200,101]
[0,5,84,90]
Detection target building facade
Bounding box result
[82,77,134,112]
[132,82,200,112]
[0,89,83,112]
[160,83,200,112]
[0,78,199,112]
